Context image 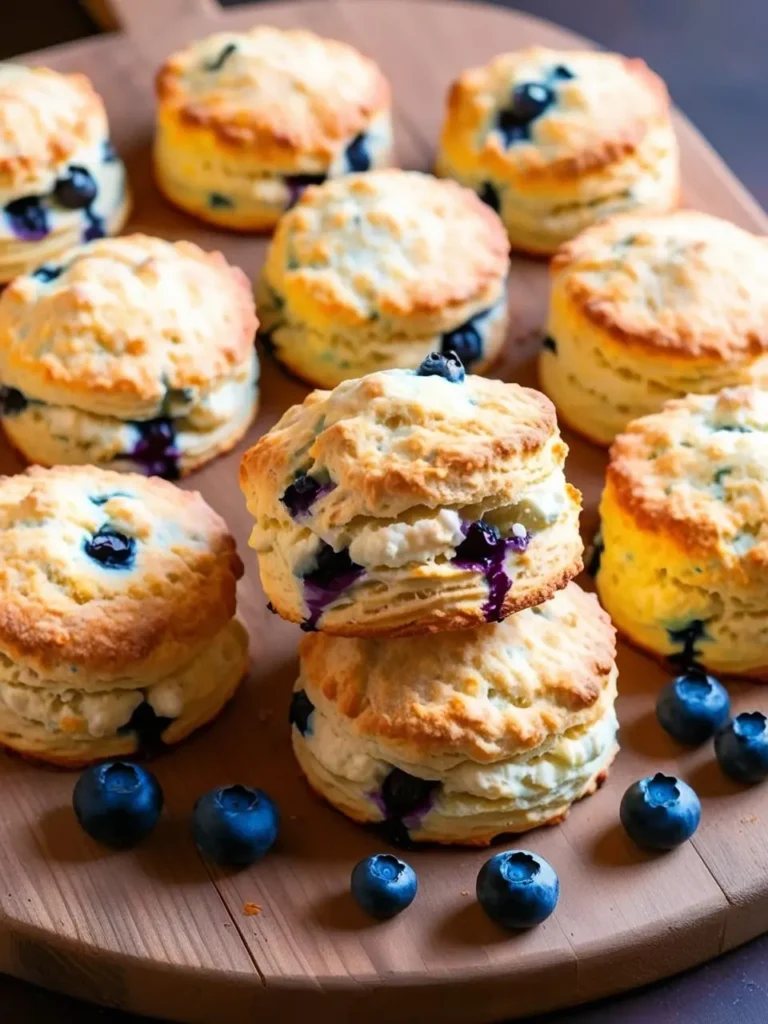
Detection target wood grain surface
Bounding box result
[1,2,768,1022]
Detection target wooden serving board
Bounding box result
[2,1,767,1021]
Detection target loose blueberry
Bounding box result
[416,351,465,383]
[33,263,63,283]
[130,417,180,480]
[206,42,237,72]
[440,309,489,369]
[478,181,500,213]
[289,689,315,736]
[620,773,701,850]
[715,712,768,784]
[73,761,163,848]
[656,670,730,745]
[54,166,98,209]
[476,850,559,929]
[281,471,335,519]
[541,335,557,354]
[351,853,418,920]
[284,173,327,208]
[0,386,28,416]
[84,526,136,569]
[5,196,49,241]
[209,192,234,209]
[193,785,279,866]
[345,133,371,173]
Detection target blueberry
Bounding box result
[715,712,768,784]
[102,139,119,163]
[289,689,315,736]
[541,335,557,354]
[454,520,503,568]
[209,192,234,210]
[476,850,559,929]
[441,311,488,369]
[351,853,418,919]
[345,133,371,173]
[478,182,500,213]
[84,526,136,569]
[205,42,237,72]
[620,773,701,850]
[5,196,49,241]
[193,785,279,866]
[118,701,173,758]
[301,544,364,630]
[33,264,63,283]
[130,417,180,480]
[497,82,554,145]
[0,386,28,417]
[667,619,709,669]
[73,761,163,848]
[380,768,440,820]
[656,670,730,745]
[552,64,575,80]
[281,471,335,519]
[416,351,465,383]
[54,166,98,209]
[284,173,327,209]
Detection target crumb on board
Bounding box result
[257,709,273,724]
[243,902,262,917]
[461,890,470,896]
[740,814,760,825]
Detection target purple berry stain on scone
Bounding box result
[454,520,530,622]
[129,418,181,480]
[300,543,365,631]
[5,196,49,241]
[371,768,440,847]
[0,386,29,417]
[289,689,315,736]
[281,471,336,520]
[284,173,327,209]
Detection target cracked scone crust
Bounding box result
[292,583,619,845]
[258,170,510,386]
[597,387,768,679]
[437,46,678,254]
[0,64,130,281]
[154,27,392,230]
[0,465,247,765]
[541,211,768,445]
[0,234,259,477]
[240,367,583,636]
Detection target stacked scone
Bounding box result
[240,353,619,845]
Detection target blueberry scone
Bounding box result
[0,466,248,766]
[0,63,130,282]
[541,211,768,446]
[0,234,259,479]
[239,354,583,637]
[437,47,678,254]
[154,27,392,231]
[291,582,618,845]
[258,170,509,387]
[597,386,768,679]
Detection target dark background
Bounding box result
[3,2,768,1022]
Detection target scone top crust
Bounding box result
[156,27,390,166]
[607,386,768,569]
[553,211,768,362]
[240,366,563,526]
[443,46,670,181]
[0,63,107,192]
[0,466,243,685]
[0,234,258,419]
[300,583,616,764]
[263,171,509,331]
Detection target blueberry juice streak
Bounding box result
[453,520,530,622]
[300,543,364,631]
[128,418,181,480]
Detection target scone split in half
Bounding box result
[240,357,583,637]
[597,386,768,679]
[258,170,510,387]
[0,466,248,766]
[154,27,392,231]
[0,234,259,479]
[292,583,618,845]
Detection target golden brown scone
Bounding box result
[436,47,678,254]
[292,582,618,845]
[0,234,259,479]
[597,386,768,679]
[258,170,510,386]
[0,465,248,766]
[154,27,392,231]
[540,211,768,445]
[240,360,583,636]
[0,63,130,282]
